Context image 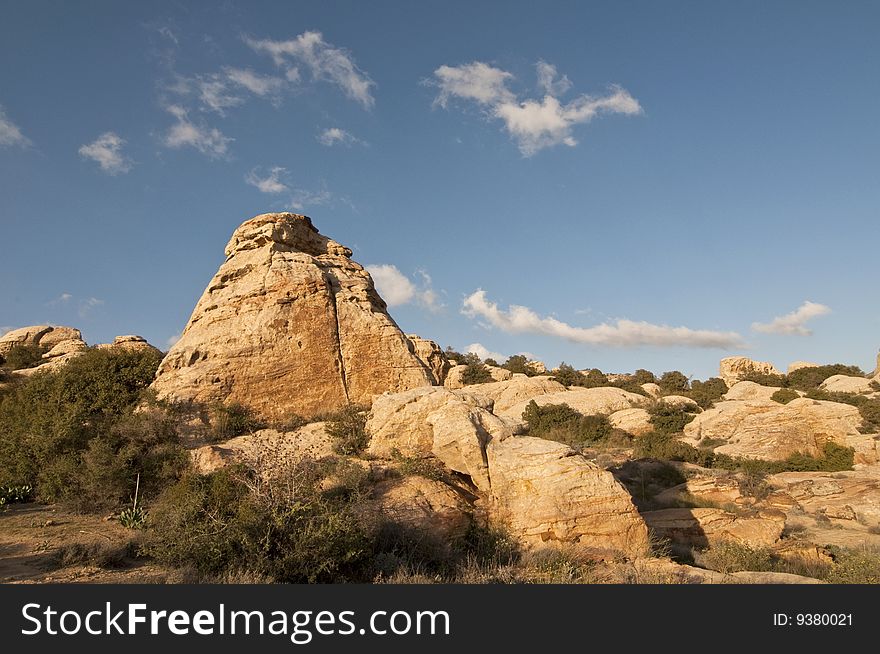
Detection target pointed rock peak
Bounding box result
[224,212,352,259]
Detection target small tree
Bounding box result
[658,371,690,393]
[326,405,369,455]
[551,363,587,387]
[502,355,538,377]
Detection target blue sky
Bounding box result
[1,0,878,380]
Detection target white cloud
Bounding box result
[245,166,289,193]
[0,104,31,148]
[196,76,243,114]
[317,127,361,147]
[431,62,515,108]
[430,61,641,156]
[751,301,831,336]
[462,290,744,348]
[366,265,443,312]
[288,187,333,211]
[224,67,284,98]
[78,132,133,175]
[166,332,182,348]
[244,31,375,108]
[77,297,104,318]
[465,343,506,362]
[162,104,231,158]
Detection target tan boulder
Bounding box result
[405,334,450,385]
[0,325,82,354]
[455,375,566,415]
[769,470,880,526]
[526,360,547,374]
[640,382,662,398]
[42,339,88,359]
[683,397,866,460]
[485,436,649,556]
[443,364,513,389]
[608,408,653,436]
[190,423,334,474]
[660,395,699,411]
[719,356,781,387]
[820,374,874,395]
[654,473,745,508]
[642,507,785,548]
[151,213,434,420]
[96,335,161,354]
[723,381,788,402]
[368,476,472,549]
[500,386,649,423]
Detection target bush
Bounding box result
[210,402,264,440]
[698,541,775,574]
[633,431,713,466]
[739,372,788,387]
[658,371,690,393]
[325,404,370,455]
[551,363,587,388]
[631,369,656,385]
[787,364,864,391]
[522,401,612,447]
[857,398,880,432]
[0,347,170,503]
[688,378,728,409]
[2,344,48,370]
[460,359,493,385]
[648,403,696,435]
[502,355,538,377]
[771,388,800,404]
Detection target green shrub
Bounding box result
[658,371,690,393]
[698,541,775,574]
[648,403,696,435]
[856,398,880,432]
[460,359,493,385]
[501,355,538,377]
[210,402,264,440]
[787,364,864,391]
[0,347,169,503]
[551,363,588,387]
[1,344,48,370]
[771,388,800,404]
[583,368,608,387]
[633,431,712,466]
[688,378,728,409]
[824,546,880,584]
[325,404,370,455]
[739,372,788,387]
[522,400,612,447]
[631,369,656,385]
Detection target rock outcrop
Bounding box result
[719,356,780,387]
[642,507,785,548]
[820,374,874,395]
[151,213,435,420]
[96,335,161,354]
[683,397,867,460]
[723,381,787,402]
[405,334,450,385]
[443,364,513,389]
[0,325,82,355]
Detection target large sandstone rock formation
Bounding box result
[719,356,780,387]
[151,213,436,420]
[642,507,785,548]
[405,334,451,385]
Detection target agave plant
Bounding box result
[118,473,147,529]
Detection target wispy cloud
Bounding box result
[0,104,32,148]
[77,296,104,318]
[162,104,231,158]
[462,290,744,348]
[245,166,289,193]
[751,301,831,336]
[429,60,641,156]
[288,187,334,211]
[366,264,443,313]
[317,127,362,147]
[79,132,133,175]
[244,31,375,108]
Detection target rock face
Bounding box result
[683,397,866,460]
[788,361,819,374]
[405,334,450,385]
[719,356,780,387]
[723,381,786,402]
[151,213,435,420]
[443,364,512,389]
[96,335,161,354]
[820,374,874,395]
[642,508,785,548]
[486,437,649,556]
[0,325,82,355]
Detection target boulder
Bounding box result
[485,436,650,556]
[96,335,161,354]
[769,470,880,526]
[0,325,82,354]
[640,382,662,398]
[443,364,512,389]
[455,375,566,415]
[151,213,434,420]
[499,386,649,423]
[405,334,450,385]
[683,397,866,460]
[42,339,88,359]
[642,507,785,548]
[719,356,781,387]
[608,408,653,436]
[820,374,874,395]
[723,381,787,402]
[368,476,473,549]
[660,395,699,411]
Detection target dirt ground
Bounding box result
[0,503,171,584]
